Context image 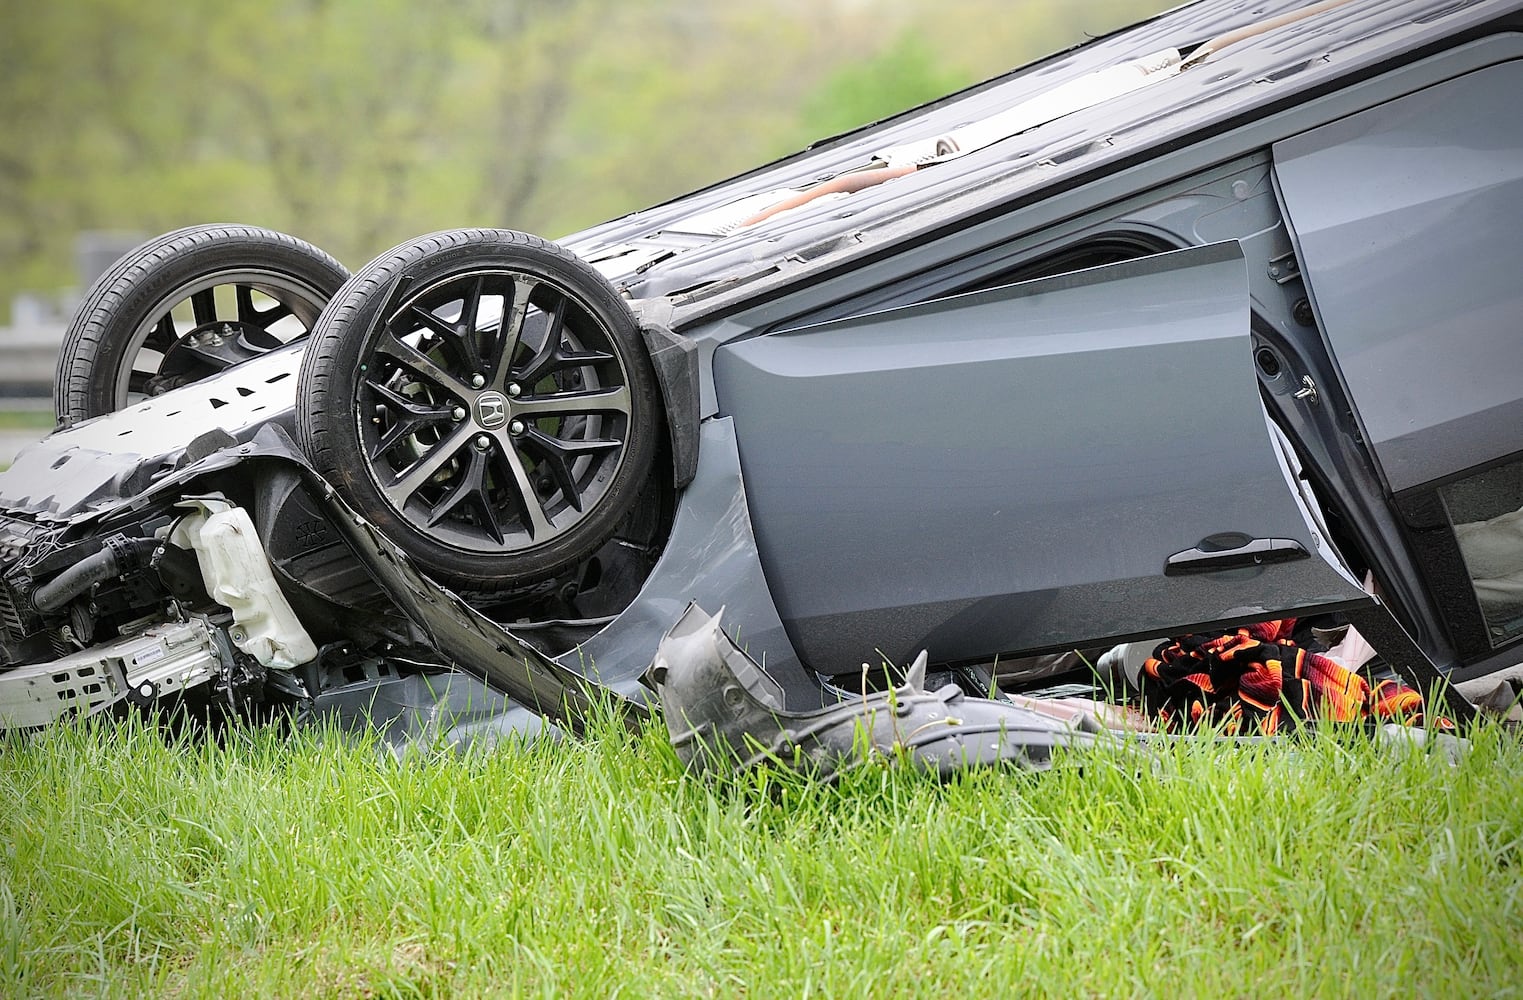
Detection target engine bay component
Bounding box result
[31,536,159,614]
[645,603,1117,779]
[0,617,226,729]
[169,497,318,669]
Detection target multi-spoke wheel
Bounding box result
[54,225,349,423]
[296,229,659,592]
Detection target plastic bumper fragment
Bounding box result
[645,602,1122,779]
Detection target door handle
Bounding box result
[1165,537,1309,576]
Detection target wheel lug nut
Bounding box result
[474,435,491,450]
[452,406,467,421]
[509,420,525,436]
[507,383,521,397]
[471,374,486,389]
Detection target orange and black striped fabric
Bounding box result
[1138,619,1431,735]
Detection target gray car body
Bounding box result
[2,0,1521,731]
[589,0,1523,692]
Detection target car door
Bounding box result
[1273,61,1523,668]
[712,241,1373,670]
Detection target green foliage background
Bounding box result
[0,0,1174,320]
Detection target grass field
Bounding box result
[3,711,1520,997]
[0,407,53,431]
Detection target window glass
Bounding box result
[1441,457,1523,648]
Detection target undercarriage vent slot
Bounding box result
[788,234,856,263]
[0,584,25,635]
[1260,59,1312,83]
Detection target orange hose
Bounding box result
[1182,0,1358,69]
[739,164,917,228]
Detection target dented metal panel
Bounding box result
[646,603,1116,778]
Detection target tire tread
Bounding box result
[55,224,348,423]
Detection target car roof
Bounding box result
[557,0,1519,328]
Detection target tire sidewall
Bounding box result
[300,230,660,591]
[57,226,348,423]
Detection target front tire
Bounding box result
[296,229,660,593]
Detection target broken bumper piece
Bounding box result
[646,603,1121,779]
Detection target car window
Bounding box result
[1440,458,1523,650]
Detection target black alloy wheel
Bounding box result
[54,225,348,423]
[297,229,659,593]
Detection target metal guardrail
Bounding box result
[0,325,62,400]
[0,325,61,465]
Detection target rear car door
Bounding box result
[712,241,1373,669]
[1274,61,1523,668]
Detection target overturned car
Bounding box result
[3,0,1521,760]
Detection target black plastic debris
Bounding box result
[645,602,1118,779]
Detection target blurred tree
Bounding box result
[447,0,609,230]
[542,4,839,230]
[0,2,205,302]
[201,1,462,261]
[796,32,965,143]
[0,0,1176,322]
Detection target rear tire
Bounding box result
[55,225,348,424]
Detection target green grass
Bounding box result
[2,712,1520,997]
[0,409,54,431]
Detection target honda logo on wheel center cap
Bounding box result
[475,390,509,429]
